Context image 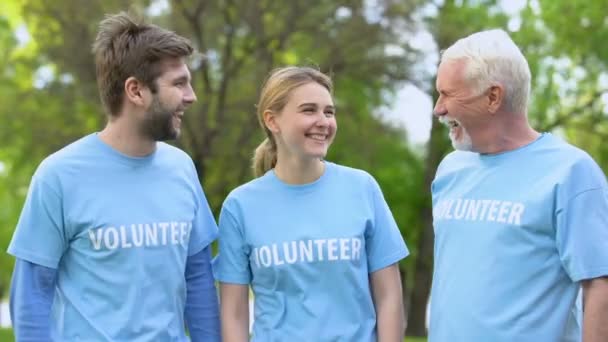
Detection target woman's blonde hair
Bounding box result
[252,66,333,177]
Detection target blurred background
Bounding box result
[0,0,607,340]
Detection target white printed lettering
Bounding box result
[88,229,103,250]
[104,227,119,249]
[487,200,500,222]
[497,201,511,223]
[340,238,351,260]
[284,241,298,264]
[119,226,132,248]
[352,238,362,260]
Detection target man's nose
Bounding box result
[184,84,197,104]
[433,100,446,117]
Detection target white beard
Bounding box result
[449,126,473,151]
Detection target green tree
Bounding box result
[407,0,608,336]
[518,0,608,171]
[407,0,509,335]
[0,0,429,313]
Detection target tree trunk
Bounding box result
[407,117,449,336]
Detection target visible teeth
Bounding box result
[439,117,459,128]
[308,134,326,140]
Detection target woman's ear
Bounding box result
[263,110,280,134]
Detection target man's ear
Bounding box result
[263,110,280,134]
[487,84,504,114]
[124,76,147,106]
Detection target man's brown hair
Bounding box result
[92,12,194,116]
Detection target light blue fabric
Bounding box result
[8,133,218,341]
[10,259,57,341]
[10,249,220,342]
[214,162,409,341]
[429,133,608,342]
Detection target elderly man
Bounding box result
[429,29,608,341]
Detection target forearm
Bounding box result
[376,296,405,341]
[371,264,405,342]
[583,277,608,342]
[220,283,250,342]
[10,259,57,341]
[221,311,250,342]
[185,246,221,342]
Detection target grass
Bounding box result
[0,328,426,342]
[405,337,427,342]
[0,328,13,341]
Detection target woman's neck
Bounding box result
[273,157,325,185]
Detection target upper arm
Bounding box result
[370,263,403,301]
[556,185,608,281]
[188,170,219,256]
[8,170,68,268]
[365,175,409,272]
[219,283,249,313]
[213,203,252,284]
[582,276,608,309]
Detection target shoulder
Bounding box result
[540,134,598,165]
[35,135,96,180]
[224,175,271,203]
[435,150,477,177]
[156,142,194,164]
[324,162,389,203]
[218,175,273,221]
[327,162,376,186]
[155,142,199,178]
[541,135,607,190]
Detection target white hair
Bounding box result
[441,29,531,114]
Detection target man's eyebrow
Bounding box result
[437,87,449,95]
[172,75,191,83]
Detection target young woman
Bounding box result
[214,66,409,341]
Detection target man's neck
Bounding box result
[98,120,156,157]
[473,115,540,154]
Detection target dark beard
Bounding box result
[141,96,179,141]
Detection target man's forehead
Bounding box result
[158,57,190,78]
[437,59,467,87]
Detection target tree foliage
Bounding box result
[406,0,608,336]
[0,1,606,336]
[0,0,427,302]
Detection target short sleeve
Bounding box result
[365,176,409,273]
[212,203,251,284]
[556,186,608,281]
[188,179,219,256]
[8,171,68,269]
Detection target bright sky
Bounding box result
[384,0,528,144]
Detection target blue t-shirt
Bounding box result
[430,133,608,342]
[8,133,218,341]
[214,162,409,341]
